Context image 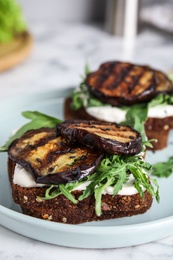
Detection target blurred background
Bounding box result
[17,0,173,33]
[0,0,173,97]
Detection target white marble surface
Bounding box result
[1,21,173,259]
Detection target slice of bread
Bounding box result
[145,116,173,150]
[8,158,153,224]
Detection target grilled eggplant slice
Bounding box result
[85,61,173,106]
[57,120,142,155]
[8,128,104,184]
[155,70,173,94]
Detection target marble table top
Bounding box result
[1,21,173,259]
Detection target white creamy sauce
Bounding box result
[86,104,173,123]
[13,164,46,188]
[13,165,144,195]
[73,174,143,196]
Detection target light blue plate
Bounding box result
[0,88,173,248]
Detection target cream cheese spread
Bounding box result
[13,164,145,195]
[73,174,143,196]
[86,104,173,123]
[13,164,46,188]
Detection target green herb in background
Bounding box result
[0,0,26,43]
[152,156,173,178]
[0,111,62,152]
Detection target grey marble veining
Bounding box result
[0,21,173,259]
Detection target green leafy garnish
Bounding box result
[38,181,81,204]
[40,154,159,216]
[71,83,90,110]
[123,94,173,149]
[71,64,105,110]
[71,67,173,148]
[0,111,62,152]
[0,0,26,43]
[152,156,173,178]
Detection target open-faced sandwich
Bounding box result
[65,61,173,150]
[8,119,159,224]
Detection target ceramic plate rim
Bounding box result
[0,87,173,248]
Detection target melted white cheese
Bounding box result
[86,104,173,123]
[13,164,144,195]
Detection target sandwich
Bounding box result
[8,119,159,224]
[65,61,173,150]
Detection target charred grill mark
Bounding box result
[9,127,104,184]
[92,63,133,93]
[85,61,168,105]
[69,124,137,142]
[104,65,155,98]
[26,140,77,174]
[130,69,156,96]
[126,66,146,94]
[8,129,57,160]
[96,62,117,87]
[103,63,133,92]
[56,120,142,155]
[17,135,100,176]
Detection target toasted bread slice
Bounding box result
[8,158,153,224]
[8,128,104,184]
[85,61,173,106]
[56,120,142,155]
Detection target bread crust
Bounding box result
[8,158,153,224]
[64,97,173,150]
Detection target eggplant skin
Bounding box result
[8,128,104,185]
[56,120,142,155]
[85,61,173,106]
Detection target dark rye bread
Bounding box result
[8,158,153,224]
[145,116,173,150]
[64,97,173,150]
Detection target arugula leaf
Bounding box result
[0,111,62,152]
[128,162,159,202]
[152,156,173,178]
[41,154,159,216]
[84,63,90,77]
[71,83,90,110]
[122,105,148,142]
[59,184,78,204]
[71,63,91,110]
